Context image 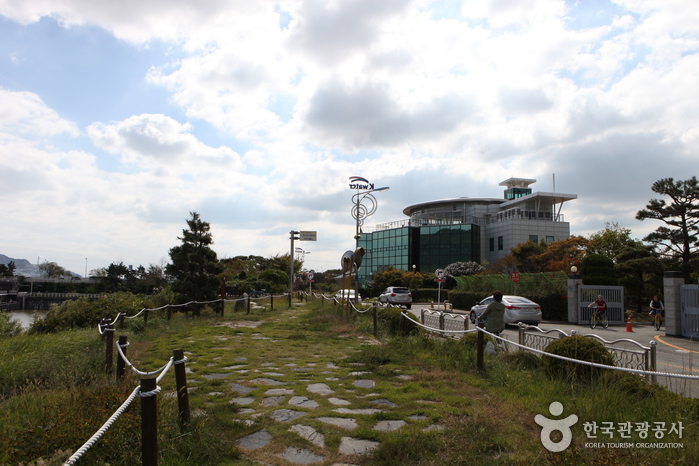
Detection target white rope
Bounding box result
[115,341,176,378]
[401,312,699,381]
[63,385,140,465]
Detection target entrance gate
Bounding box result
[681,285,699,338]
[577,285,625,325]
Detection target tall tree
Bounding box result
[587,222,641,262]
[614,245,664,313]
[166,212,224,310]
[38,261,67,278]
[636,177,699,283]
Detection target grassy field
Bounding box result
[1,299,697,465]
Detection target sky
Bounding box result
[1,0,697,277]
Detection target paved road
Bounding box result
[408,304,699,398]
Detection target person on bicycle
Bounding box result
[588,295,607,315]
[649,295,664,319]
[480,291,506,335]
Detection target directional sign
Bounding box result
[435,268,445,278]
[299,231,317,241]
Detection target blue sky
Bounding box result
[1,0,697,276]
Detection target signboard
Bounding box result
[510,271,521,283]
[299,231,317,241]
[435,268,445,278]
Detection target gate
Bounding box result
[681,285,699,338]
[578,285,624,325]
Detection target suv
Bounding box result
[379,287,412,309]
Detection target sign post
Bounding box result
[435,269,446,304]
[510,270,520,295]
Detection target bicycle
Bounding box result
[589,306,608,329]
[650,309,663,331]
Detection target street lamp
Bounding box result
[352,186,389,248]
[295,247,311,262]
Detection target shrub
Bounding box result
[377,306,419,336]
[412,288,449,303]
[0,312,22,338]
[544,335,615,381]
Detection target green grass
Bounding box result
[1,299,697,465]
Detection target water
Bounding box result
[7,310,47,329]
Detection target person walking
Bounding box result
[480,290,506,335]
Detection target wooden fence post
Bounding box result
[373,304,377,337]
[105,323,114,374]
[270,294,274,311]
[140,375,158,466]
[118,312,126,329]
[116,335,128,381]
[173,349,190,430]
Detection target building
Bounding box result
[357,177,577,283]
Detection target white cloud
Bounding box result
[1,0,698,275]
[0,88,79,137]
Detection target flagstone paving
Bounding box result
[179,309,446,465]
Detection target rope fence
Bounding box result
[400,311,699,383]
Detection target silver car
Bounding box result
[469,295,542,325]
[379,287,412,309]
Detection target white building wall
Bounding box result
[483,220,571,264]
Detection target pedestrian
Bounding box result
[480,290,506,335]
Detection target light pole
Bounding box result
[352,186,389,249]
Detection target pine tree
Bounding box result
[166,212,224,311]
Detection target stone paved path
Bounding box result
[175,307,446,465]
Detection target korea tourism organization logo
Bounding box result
[535,402,685,452]
[349,176,374,190]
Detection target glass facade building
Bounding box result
[357,224,479,284]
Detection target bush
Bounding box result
[29,292,153,333]
[0,312,22,338]
[544,335,615,381]
[412,288,449,303]
[376,306,419,336]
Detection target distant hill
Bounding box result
[0,255,39,277]
[0,255,82,278]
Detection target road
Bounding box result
[408,304,699,398]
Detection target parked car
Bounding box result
[379,286,413,309]
[469,295,542,325]
[334,289,362,303]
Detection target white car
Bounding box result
[469,295,542,325]
[334,289,362,303]
[379,287,413,309]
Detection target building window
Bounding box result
[529,235,538,243]
[546,236,555,244]
[498,236,503,250]
[489,238,494,252]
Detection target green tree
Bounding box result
[615,245,664,313]
[587,222,642,262]
[636,177,699,283]
[38,261,67,278]
[581,253,616,285]
[0,261,15,277]
[166,212,224,311]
